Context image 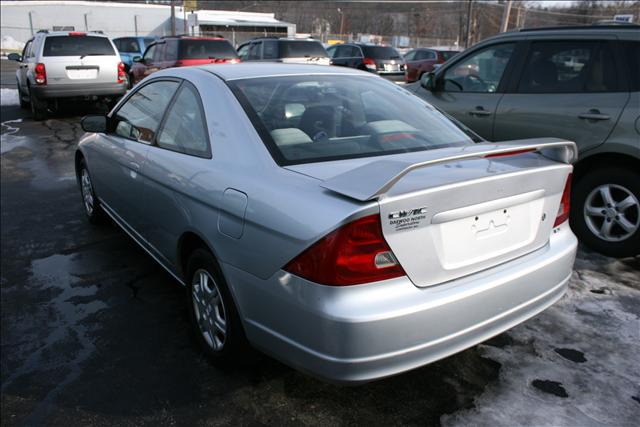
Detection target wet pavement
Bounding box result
[1,67,639,426]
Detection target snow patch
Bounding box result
[1,35,25,52]
[442,251,640,426]
[1,88,20,107]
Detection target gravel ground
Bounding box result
[1,73,638,426]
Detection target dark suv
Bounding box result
[409,24,640,257]
[130,36,239,85]
[326,43,405,81]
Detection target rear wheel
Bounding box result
[29,87,48,121]
[186,249,248,364]
[571,167,640,258]
[17,80,29,109]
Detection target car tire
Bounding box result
[186,248,249,365]
[29,88,48,121]
[17,81,29,109]
[570,167,640,258]
[78,159,105,225]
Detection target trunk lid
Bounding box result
[287,139,575,287]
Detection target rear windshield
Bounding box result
[441,51,459,61]
[230,75,472,165]
[362,46,401,60]
[43,35,115,56]
[178,39,238,59]
[279,41,328,58]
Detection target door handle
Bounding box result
[129,161,140,171]
[578,109,610,121]
[469,106,492,116]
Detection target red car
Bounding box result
[130,36,239,85]
[404,48,459,83]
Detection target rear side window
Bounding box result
[517,41,617,93]
[279,41,328,58]
[441,51,459,61]
[117,38,140,53]
[263,40,278,59]
[362,46,401,60]
[624,41,640,91]
[178,39,238,59]
[157,83,210,158]
[43,35,115,56]
[113,80,179,143]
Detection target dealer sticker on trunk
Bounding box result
[388,207,428,231]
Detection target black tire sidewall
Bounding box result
[571,167,640,258]
[29,88,47,121]
[186,249,246,363]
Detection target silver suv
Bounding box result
[8,31,127,120]
[410,24,640,258]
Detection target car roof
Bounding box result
[192,63,376,81]
[483,24,640,42]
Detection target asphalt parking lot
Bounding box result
[1,59,639,426]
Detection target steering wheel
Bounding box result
[463,74,487,90]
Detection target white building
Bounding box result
[0,1,295,51]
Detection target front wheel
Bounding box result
[570,167,640,258]
[186,249,248,364]
[78,159,105,224]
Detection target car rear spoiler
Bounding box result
[320,138,577,201]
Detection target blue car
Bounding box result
[113,36,156,86]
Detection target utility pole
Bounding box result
[500,0,513,33]
[465,0,473,48]
[170,0,176,36]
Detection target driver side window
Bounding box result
[443,43,514,93]
[143,44,156,63]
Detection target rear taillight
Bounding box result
[117,62,126,83]
[362,57,377,72]
[284,214,406,286]
[554,173,572,227]
[35,63,46,85]
[229,58,240,64]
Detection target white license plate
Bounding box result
[67,69,98,79]
[384,64,398,71]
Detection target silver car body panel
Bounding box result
[77,64,578,383]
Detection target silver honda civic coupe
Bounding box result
[76,63,578,384]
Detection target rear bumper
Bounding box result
[31,82,127,99]
[226,224,577,384]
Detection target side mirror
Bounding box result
[132,56,142,63]
[7,53,22,62]
[81,115,107,133]
[420,71,437,91]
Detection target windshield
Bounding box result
[279,41,328,58]
[178,40,238,59]
[43,36,115,56]
[362,46,401,60]
[230,75,472,165]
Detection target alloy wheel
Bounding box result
[81,168,95,216]
[584,183,639,242]
[191,269,227,351]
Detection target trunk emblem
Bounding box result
[388,207,427,219]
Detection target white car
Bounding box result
[8,30,127,120]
